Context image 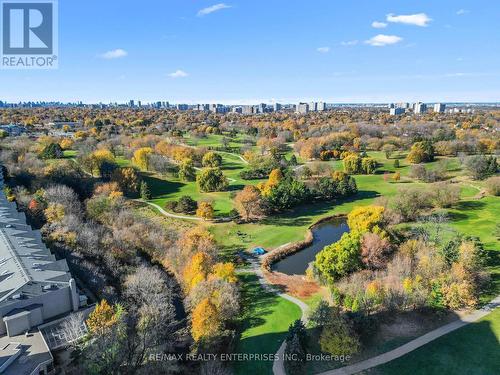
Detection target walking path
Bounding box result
[314,294,500,375]
[136,200,202,221]
[244,253,309,375]
[245,248,500,375]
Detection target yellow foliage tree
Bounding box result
[182,252,213,291]
[44,203,65,223]
[196,202,214,220]
[347,205,385,235]
[59,138,74,150]
[210,262,237,283]
[132,147,153,171]
[86,300,120,335]
[191,298,222,341]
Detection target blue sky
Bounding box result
[1,0,499,103]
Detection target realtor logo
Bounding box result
[1,0,58,69]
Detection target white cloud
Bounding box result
[340,40,358,46]
[197,3,231,16]
[365,34,403,47]
[100,49,128,59]
[372,21,387,29]
[168,70,189,78]
[386,13,432,27]
[456,9,469,15]
[317,47,330,53]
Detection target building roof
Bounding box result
[0,175,72,307]
[0,330,52,375]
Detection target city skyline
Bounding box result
[1,0,499,103]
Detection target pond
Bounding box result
[272,217,349,275]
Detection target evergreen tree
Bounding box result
[140,181,151,200]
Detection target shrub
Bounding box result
[390,187,432,221]
[430,182,460,208]
[463,155,498,180]
[485,176,500,196]
[360,232,393,269]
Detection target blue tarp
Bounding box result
[252,247,266,255]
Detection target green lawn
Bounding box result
[366,308,500,375]
[142,152,259,216]
[233,273,302,375]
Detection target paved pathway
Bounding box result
[315,295,500,375]
[136,200,202,221]
[243,253,309,375]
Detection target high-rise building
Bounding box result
[273,103,282,112]
[390,107,405,115]
[414,102,427,114]
[258,103,267,113]
[177,104,188,111]
[129,100,135,107]
[433,103,446,113]
[317,102,326,111]
[297,103,309,114]
[242,105,253,115]
[388,103,395,109]
[309,102,318,112]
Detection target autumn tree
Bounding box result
[112,167,140,197]
[234,185,266,221]
[183,252,213,291]
[86,300,122,335]
[191,298,223,341]
[202,152,223,167]
[360,232,393,269]
[347,205,386,235]
[196,201,214,220]
[210,262,237,283]
[407,141,435,164]
[132,147,153,171]
[83,148,116,177]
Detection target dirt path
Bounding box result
[315,295,500,375]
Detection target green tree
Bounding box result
[196,167,229,192]
[319,308,360,356]
[407,141,435,164]
[202,152,223,167]
[140,181,151,200]
[314,231,362,283]
[39,143,63,159]
[178,159,196,181]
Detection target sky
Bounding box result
[1,0,499,104]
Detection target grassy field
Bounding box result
[366,308,500,375]
[233,273,302,375]
[142,152,260,216]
